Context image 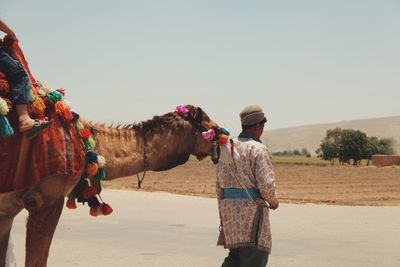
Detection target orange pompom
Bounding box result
[87,162,99,176]
[66,198,77,209]
[55,101,64,114]
[101,203,113,215]
[62,107,73,122]
[55,101,73,121]
[218,134,229,144]
[80,128,91,138]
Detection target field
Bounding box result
[103,157,400,206]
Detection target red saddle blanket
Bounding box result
[0,39,84,193]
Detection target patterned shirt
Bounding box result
[216,136,278,252]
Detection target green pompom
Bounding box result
[84,137,96,150]
[47,91,63,103]
[94,168,106,180]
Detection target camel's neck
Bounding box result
[92,121,195,180]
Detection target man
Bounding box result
[216,105,279,267]
[0,19,52,139]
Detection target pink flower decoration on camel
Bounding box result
[202,128,215,141]
[175,105,189,117]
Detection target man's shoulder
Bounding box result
[235,137,268,152]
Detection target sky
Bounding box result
[1,0,399,135]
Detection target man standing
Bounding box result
[216,105,279,267]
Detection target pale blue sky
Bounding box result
[1,0,399,135]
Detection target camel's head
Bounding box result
[138,105,227,171]
[177,105,225,164]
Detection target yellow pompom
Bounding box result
[30,95,46,114]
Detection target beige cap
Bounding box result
[240,105,266,126]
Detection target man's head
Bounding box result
[240,105,267,137]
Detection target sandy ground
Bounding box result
[103,158,400,206]
[10,190,400,267]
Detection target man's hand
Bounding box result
[269,201,279,210]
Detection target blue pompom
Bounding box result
[221,128,230,136]
[86,151,98,163]
[0,116,14,137]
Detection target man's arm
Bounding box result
[254,148,279,209]
[0,20,18,41]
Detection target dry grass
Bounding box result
[103,157,400,206]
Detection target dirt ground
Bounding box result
[103,158,400,206]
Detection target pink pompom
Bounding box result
[202,129,215,141]
[175,105,189,117]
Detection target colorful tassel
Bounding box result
[55,101,73,122]
[97,155,106,167]
[94,168,106,180]
[84,137,96,150]
[56,88,65,96]
[74,120,84,132]
[202,128,216,141]
[0,97,10,115]
[72,112,80,122]
[218,134,229,144]
[47,90,63,103]
[221,128,230,136]
[66,198,77,209]
[87,162,99,177]
[80,128,91,138]
[0,116,14,137]
[90,207,99,216]
[30,94,46,114]
[86,151,98,163]
[175,105,189,117]
[100,203,113,215]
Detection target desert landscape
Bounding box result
[263,116,400,155]
[103,156,400,206]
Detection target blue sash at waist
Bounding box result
[223,188,261,199]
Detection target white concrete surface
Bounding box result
[10,189,400,267]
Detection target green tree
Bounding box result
[378,138,395,155]
[316,128,342,163]
[301,148,311,157]
[338,129,368,165]
[363,136,380,165]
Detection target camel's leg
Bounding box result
[0,192,23,267]
[0,215,16,267]
[22,174,71,267]
[24,196,64,267]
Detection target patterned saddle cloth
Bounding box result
[0,38,84,193]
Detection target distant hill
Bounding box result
[262,116,400,155]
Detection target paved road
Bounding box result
[9,189,400,267]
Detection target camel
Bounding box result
[0,37,226,266]
[0,103,223,267]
